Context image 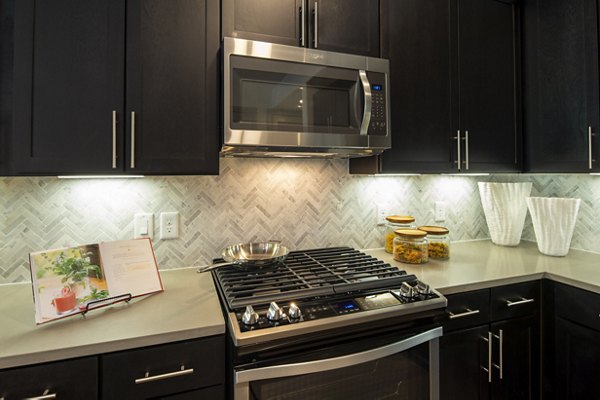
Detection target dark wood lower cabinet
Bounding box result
[0,336,225,400]
[440,325,490,400]
[0,357,98,400]
[491,316,539,400]
[553,318,600,398]
[440,282,540,400]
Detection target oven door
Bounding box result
[234,326,442,400]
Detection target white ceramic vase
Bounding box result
[478,182,533,246]
[526,197,581,257]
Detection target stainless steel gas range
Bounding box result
[211,247,448,400]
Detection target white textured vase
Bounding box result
[526,197,581,257]
[478,182,532,246]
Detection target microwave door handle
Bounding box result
[235,326,442,384]
[359,70,372,135]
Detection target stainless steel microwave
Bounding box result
[222,37,391,158]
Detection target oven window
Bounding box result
[248,342,430,400]
[230,56,363,135]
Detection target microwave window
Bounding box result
[231,68,362,134]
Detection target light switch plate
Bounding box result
[134,213,154,239]
[434,201,447,222]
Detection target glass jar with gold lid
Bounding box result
[384,216,416,253]
[393,229,428,264]
[418,226,450,260]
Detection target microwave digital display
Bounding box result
[372,84,382,91]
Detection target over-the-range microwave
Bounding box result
[221,37,391,158]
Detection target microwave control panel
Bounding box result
[367,71,388,136]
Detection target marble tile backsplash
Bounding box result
[1,158,599,283]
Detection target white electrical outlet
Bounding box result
[134,213,154,239]
[376,204,388,226]
[160,212,179,240]
[434,201,447,222]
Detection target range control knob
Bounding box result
[416,281,431,295]
[267,302,283,321]
[288,302,302,319]
[241,305,260,326]
[399,282,417,298]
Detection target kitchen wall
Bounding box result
[1,158,599,284]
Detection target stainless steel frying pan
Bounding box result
[196,241,290,273]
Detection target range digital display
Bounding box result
[332,300,359,313]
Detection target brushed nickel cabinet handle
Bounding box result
[300,0,306,46]
[130,111,136,169]
[481,332,492,383]
[313,1,318,48]
[447,308,480,319]
[454,130,461,171]
[493,330,504,379]
[506,297,534,307]
[464,130,470,170]
[135,366,194,384]
[112,110,117,169]
[589,126,596,170]
[23,389,57,400]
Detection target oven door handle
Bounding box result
[235,326,442,384]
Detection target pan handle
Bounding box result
[196,262,235,273]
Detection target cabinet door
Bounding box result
[440,325,490,400]
[12,0,125,175]
[222,0,302,47]
[376,0,457,173]
[553,317,600,398]
[311,0,379,57]
[0,0,13,175]
[523,0,600,172]
[491,316,539,400]
[458,0,521,172]
[126,0,219,175]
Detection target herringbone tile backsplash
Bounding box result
[1,158,599,283]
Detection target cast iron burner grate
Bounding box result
[212,247,416,310]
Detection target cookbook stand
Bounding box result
[80,293,132,316]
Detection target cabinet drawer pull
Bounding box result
[447,308,480,319]
[23,389,57,400]
[481,332,492,383]
[135,365,194,384]
[505,297,534,307]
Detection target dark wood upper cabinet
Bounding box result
[351,0,521,174]
[0,0,14,175]
[222,0,379,57]
[310,0,379,57]
[222,0,302,47]
[13,0,125,175]
[523,0,600,172]
[12,0,219,175]
[458,0,521,172]
[125,0,219,175]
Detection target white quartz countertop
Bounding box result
[365,240,600,295]
[2,240,600,370]
[0,267,224,369]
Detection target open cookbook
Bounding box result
[29,238,163,324]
